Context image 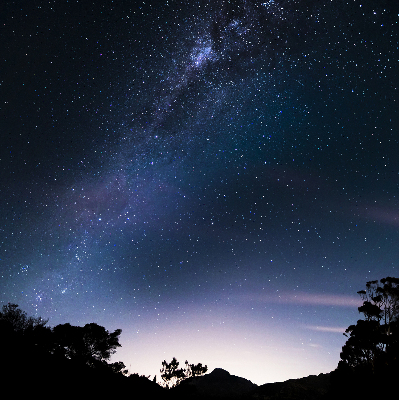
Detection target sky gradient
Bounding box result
[1,0,398,385]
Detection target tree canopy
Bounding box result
[0,303,48,332]
[52,322,122,367]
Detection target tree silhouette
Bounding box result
[160,357,208,388]
[339,276,399,371]
[108,360,128,375]
[0,303,48,332]
[331,277,399,399]
[185,360,208,377]
[0,303,51,356]
[52,322,122,367]
[161,357,186,388]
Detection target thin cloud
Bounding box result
[241,292,362,308]
[359,205,399,227]
[305,325,347,333]
[279,292,362,307]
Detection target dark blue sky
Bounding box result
[1,0,398,384]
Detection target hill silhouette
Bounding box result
[172,367,257,398]
[254,373,331,400]
[170,368,331,400]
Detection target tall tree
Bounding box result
[331,277,399,399]
[339,276,399,371]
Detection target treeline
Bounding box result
[1,303,123,369]
[0,303,163,397]
[0,303,207,398]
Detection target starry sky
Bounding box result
[1,0,398,385]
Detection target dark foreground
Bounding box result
[6,353,392,400]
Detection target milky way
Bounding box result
[1,0,398,384]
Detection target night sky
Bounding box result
[1,0,398,385]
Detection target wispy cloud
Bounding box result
[278,292,362,307]
[240,292,362,308]
[304,325,347,333]
[360,205,399,227]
